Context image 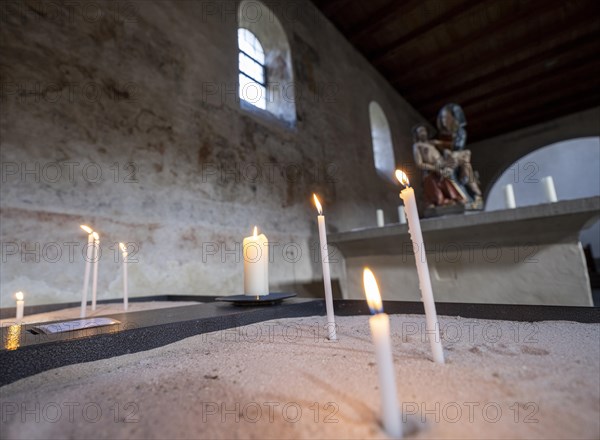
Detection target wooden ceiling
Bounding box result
[311,0,600,142]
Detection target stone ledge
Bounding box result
[330,197,600,255]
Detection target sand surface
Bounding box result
[1,314,598,439]
[0,301,202,327]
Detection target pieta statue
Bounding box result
[412,103,483,213]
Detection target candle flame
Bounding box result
[92,232,99,241]
[363,268,383,314]
[313,194,323,215]
[80,225,93,234]
[395,169,410,187]
[253,226,258,237]
[119,242,127,253]
[15,291,24,301]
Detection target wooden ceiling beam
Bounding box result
[347,0,421,43]
[460,57,600,109]
[390,0,562,86]
[465,82,600,140]
[418,37,600,115]
[415,28,600,111]
[461,63,600,117]
[368,0,482,66]
[317,0,354,17]
[468,94,600,141]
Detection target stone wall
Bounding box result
[0,0,425,305]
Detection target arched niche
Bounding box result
[486,136,600,258]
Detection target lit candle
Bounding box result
[396,170,445,364]
[119,242,129,311]
[363,268,402,439]
[541,176,558,203]
[503,184,516,209]
[15,291,24,324]
[91,232,100,311]
[313,194,337,340]
[243,226,269,296]
[376,209,384,227]
[397,205,406,224]
[80,225,94,318]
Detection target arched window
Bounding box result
[238,28,266,110]
[237,0,295,124]
[369,101,396,181]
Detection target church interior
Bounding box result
[1,1,599,439]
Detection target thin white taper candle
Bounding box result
[364,268,402,438]
[314,194,337,340]
[504,184,516,209]
[376,209,384,227]
[396,171,444,364]
[80,225,94,318]
[541,176,558,202]
[120,242,129,311]
[91,232,99,311]
[398,205,406,224]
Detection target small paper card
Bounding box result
[31,317,121,335]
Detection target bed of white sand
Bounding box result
[1,314,598,439]
[0,301,202,327]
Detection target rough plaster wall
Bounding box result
[0,0,425,305]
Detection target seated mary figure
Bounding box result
[434,104,483,208]
[412,124,465,208]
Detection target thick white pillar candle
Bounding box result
[243,226,269,296]
[396,171,444,364]
[80,225,94,318]
[15,291,24,324]
[119,243,129,311]
[541,176,558,202]
[376,209,384,227]
[504,184,516,209]
[91,232,99,311]
[363,268,402,439]
[398,205,406,224]
[313,194,337,340]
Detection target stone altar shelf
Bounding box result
[329,197,599,306]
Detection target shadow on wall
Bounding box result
[485,137,600,257]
